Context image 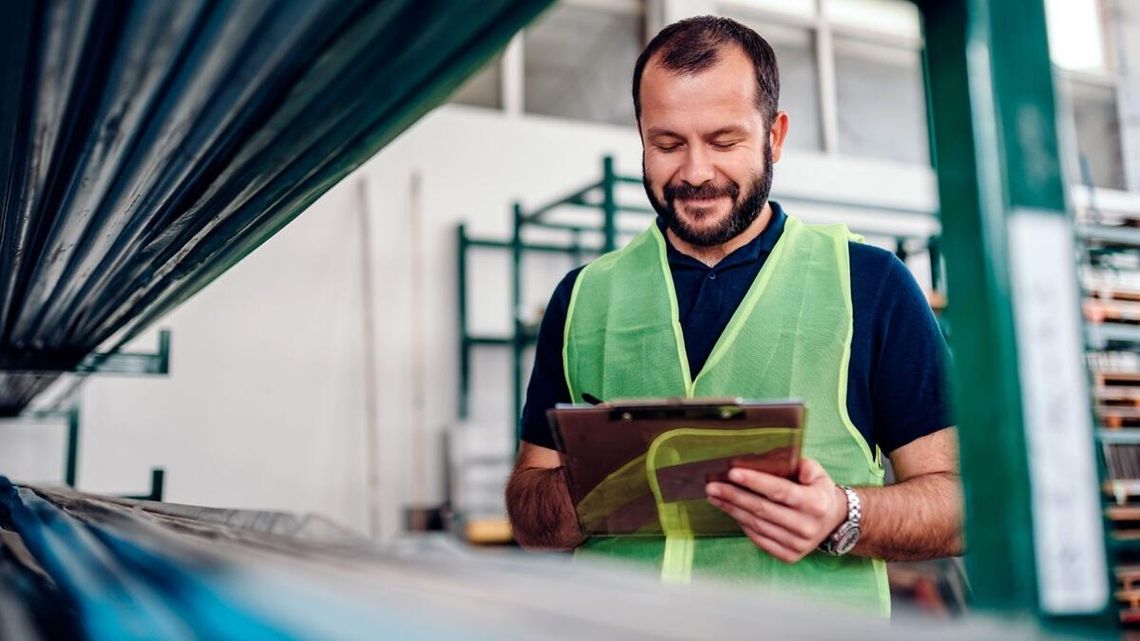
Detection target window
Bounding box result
[736,20,823,151]
[523,2,643,126]
[833,35,928,164]
[720,0,929,164]
[1044,0,1110,73]
[1069,78,1126,190]
[824,0,921,41]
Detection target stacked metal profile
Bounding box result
[0,0,552,415]
[0,478,1079,641]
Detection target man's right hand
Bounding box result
[505,442,585,550]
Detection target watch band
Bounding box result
[820,485,861,556]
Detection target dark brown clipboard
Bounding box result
[547,398,806,536]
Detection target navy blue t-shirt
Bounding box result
[520,202,954,456]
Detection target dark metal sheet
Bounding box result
[0,0,554,412]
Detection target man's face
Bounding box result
[638,46,787,247]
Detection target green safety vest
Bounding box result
[563,215,890,616]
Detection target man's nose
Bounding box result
[678,147,715,187]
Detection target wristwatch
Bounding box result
[819,485,861,556]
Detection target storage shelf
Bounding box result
[1100,429,1140,445]
[1078,223,1140,247]
[1088,323,1140,347]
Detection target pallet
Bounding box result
[1101,406,1140,428]
[1106,480,1140,506]
[1086,299,1140,324]
[1109,506,1140,522]
[1090,289,1140,304]
[1119,565,1140,587]
[1098,371,1140,384]
[1098,386,1140,405]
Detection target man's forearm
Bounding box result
[853,472,963,561]
[505,466,584,550]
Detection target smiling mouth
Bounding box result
[678,196,725,206]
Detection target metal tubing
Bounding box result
[511,203,525,444]
[64,406,79,487]
[602,156,617,253]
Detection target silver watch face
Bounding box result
[835,525,860,556]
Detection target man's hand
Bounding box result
[705,458,847,564]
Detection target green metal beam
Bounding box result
[919,0,1111,632]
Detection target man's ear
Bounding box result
[769,111,790,163]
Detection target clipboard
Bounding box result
[547,398,805,537]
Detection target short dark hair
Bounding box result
[632,16,780,126]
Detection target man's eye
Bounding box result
[656,144,681,152]
[711,141,738,150]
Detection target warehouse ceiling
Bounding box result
[0,0,553,415]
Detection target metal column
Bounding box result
[920,0,1112,632]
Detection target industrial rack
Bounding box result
[455,155,945,434]
[1078,195,1140,627]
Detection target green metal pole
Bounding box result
[155,329,171,374]
[602,156,617,253]
[893,237,909,263]
[928,235,942,294]
[64,406,79,487]
[457,224,471,419]
[512,203,525,445]
[920,0,1111,631]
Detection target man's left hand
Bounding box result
[705,458,848,563]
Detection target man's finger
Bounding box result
[725,468,806,508]
[741,510,812,553]
[741,525,804,564]
[707,488,815,540]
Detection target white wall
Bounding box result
[3,104,936,540]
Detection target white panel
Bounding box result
[0,419,67,485]
[1044,0,1107,72]
[1008,209,1108,614]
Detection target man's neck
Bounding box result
[665,202,773,268]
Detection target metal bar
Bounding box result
[928,235,943,293]
[526,219,646,236]
[511,202,525,446]
[457,224,471,419]
[1098,430,1140,446]
[602,156,617,253]
[0,328,171,374]
[570,228,582,267]
[123,468,166,501]
[466,236,605,254]
[64,406,79,487]
[893,237,909,263]
[521,182,601,223]
[1076,222,1140,246]
[1086,323,1140,348]
[356,178,382,538]
[466,335,514,346]
[815,0,840,154]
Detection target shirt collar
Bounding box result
[657,200,788,269]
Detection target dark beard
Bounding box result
[643,142,773,247]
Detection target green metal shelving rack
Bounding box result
[455,156,943,441]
